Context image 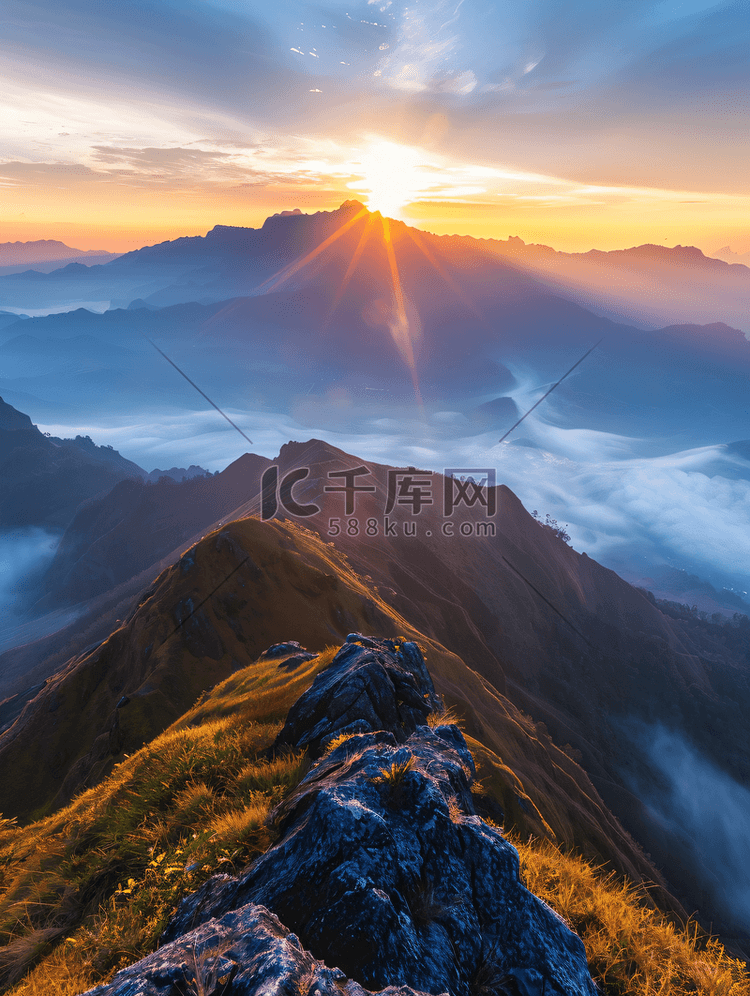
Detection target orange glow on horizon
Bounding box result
[3,187,749,258]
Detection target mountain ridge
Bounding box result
[3,432,750,945]
[0,395,146,529]
[0,202,747,329]
[0,514,676,912]
[6,632,743,996]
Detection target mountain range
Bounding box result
[0,240,120,277]
[2,203,750,618]
[0,207,747,329]
[713,246,750,267]
[2,204,750,987]
[2,413,750,961]
[1,204,749,450]
[0,202,750,996]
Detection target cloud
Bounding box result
[0,526,84,654]
[2,0,280,107]
[2,0,747,210]
[34,394,750,596]
[0,527,59,618]
[621,721,750,932]
[373,0,479,94]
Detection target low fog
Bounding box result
[0,528,60,648]
[35,399,750,604]
[622,722,750,934]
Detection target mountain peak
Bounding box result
[0,239,113,265]
[0,395,34,431]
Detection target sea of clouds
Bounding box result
[623,721,750,933]
[34,400,750,602]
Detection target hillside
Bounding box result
[0,632,746,996]
[0,515,661,900]
[4,434,750,949]
[0,396,145,530]
[38,452,271,609]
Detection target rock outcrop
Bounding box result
[85,636,597,996]
[274,633,443,756]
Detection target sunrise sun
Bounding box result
[349,140,429,218]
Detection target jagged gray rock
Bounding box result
[274,634,443,757]
[82,636,598,996]
[82,901,430,996]
[260,640,312,659]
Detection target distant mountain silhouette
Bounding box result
[0,239,120,276]
[713,245,750,267]
[0,239,117,264]
[2,204,749,445]
[0,203,747,330]
[145,464,211,482]
[484,235,750,329]
[0,396,145,529]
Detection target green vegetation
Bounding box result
[0,640,747,996]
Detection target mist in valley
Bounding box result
[0,528,61,650]
[622,722,750,934]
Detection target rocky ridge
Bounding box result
[85,635,597,996]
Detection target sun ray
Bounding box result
[405,227,490,327]
[253,207,368,296]
[324,212,376,327]
[381,215,424,411]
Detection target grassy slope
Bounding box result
[0,517,747,993]
[0,518,403,823]
[0,644,332,992]
[0,514,675,905]
[0,644,745,995]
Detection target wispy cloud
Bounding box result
[0,528,59,617]
[1,0,747,247]
[35,401,750,595]
[621,721,750,932]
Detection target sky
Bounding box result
[1,0,748,253]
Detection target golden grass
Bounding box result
[2,634,748,996]
[511,833,750,996]
[0,646,326,994]
[321,731,358,756]
[374,757,417,785]
[425,704,465,729]
[209,799,271,845]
